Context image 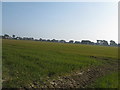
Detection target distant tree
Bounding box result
[39,38,42,41]
[110,40,117,46]
[4,34,9,37]
[69,40,74,43]
[47,39,51,42]
[12,35,15,39]
[96,40,108,46]
[4,34,10,39]
[31,38,34,40]
[59,40,66,43]
[51,39,56,42]
[103,40,108,46]
[51,39,58,42]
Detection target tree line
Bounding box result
[0,34,119,47]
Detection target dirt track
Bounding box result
[40,56,118,88]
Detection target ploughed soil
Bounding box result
[26,56,118,89]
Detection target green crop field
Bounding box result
[2,39,118,88]
[88,72,119,88]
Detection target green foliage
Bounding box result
[89,72,119,88]
[2,39,118,88]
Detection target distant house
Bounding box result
[94,43,98,45]
[15,37,22,40]
[23,37,28,40]
[3,34,12,39]
[97,40,108,46]
[51,39,59,42]
[81,40,92,45]
[97,40,102,45]
[103,40,108,46]
[59,40,66,43]
[74,41,80,44]
[69,40,74,43]
[118,43,120,47]
[24,37,34,40]
[47,39,51,42]
[34,39,39,41]
[110,40,117,46]
[23,37,34,40]
[91,42,96,45]
[41,39,46,41]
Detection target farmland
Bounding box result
[2,39,118,88]
[88,72,119,88]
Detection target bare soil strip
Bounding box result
[39,56,118,88]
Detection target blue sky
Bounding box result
[2,2,118,43]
